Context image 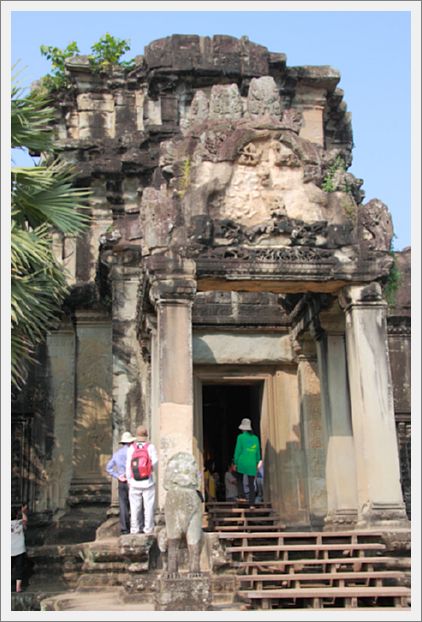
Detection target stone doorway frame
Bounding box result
[193,366,278,502]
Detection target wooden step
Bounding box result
[208,507,275,515]
[207,502,271,508]
[212,515,280,523]
[237,570,405,586]
[225,543,386,555]
[219,531,383,543]
[216,525,285,532]
[239,586,411,608]
[233,556,399,572]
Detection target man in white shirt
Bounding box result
[126,425,158,534]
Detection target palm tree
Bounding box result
[11,84,90,389]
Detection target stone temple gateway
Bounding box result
[12,35,411,606]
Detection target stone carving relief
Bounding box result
[272,140,301,168]
[140,187,177,252]
[209,84,243,119]
[238,142,262,166]
[280,109,304,133]
[188,90,209,123]
[359,199,394,252]
[198,245,336,264]
[159,452,203,577]
[247,76,281,119]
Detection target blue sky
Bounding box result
[7,5,417,250]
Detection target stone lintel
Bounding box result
[197,277,348,295]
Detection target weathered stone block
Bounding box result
[155,576,211,611]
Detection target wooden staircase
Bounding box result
[207,501,411,610]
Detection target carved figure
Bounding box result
[161,452,203,577]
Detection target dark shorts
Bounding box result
[12,553,25,580]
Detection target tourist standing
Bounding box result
[126,425,158,534]
[11,503,28,593]
[106,431,137,535]
[233,418,261,507]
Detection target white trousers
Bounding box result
[129,485,155,534]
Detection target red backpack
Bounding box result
[130,442,152,481]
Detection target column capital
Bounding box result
[149,277,197,307]
[339,282,386,312]
[146,254,197,307]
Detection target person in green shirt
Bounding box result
[233,418,261,507]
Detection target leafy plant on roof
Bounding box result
[38,34,134,93]
[88,33,134,71]
[39,41,80,91]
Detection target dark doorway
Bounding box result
[202,383,263,499]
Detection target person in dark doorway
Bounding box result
[204,459,217,502]
[224,462,238,502]
[106,431,137,535]
[233,418,261,507]
[255,459,264,502]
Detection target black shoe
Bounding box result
[120,530,129,535]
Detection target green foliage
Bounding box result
[40,42,80,91]
[11,85,54,151]
[11,84,91,389]
[88,33,133,70]
[178,158,191,197]
[322,155,347,193]
[38,34,134,93]
[384,249,401,306]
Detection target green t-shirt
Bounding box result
[234,431,261,476]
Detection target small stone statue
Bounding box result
[161,452,203,577]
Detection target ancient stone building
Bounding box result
[12,35,411,541]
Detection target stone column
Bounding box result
[296,336,327,528]
[148,258,197,509]
[313,309,358,529]
[294,85,326,146]
[68,310,112,506]
[339,283,408,527]
[108,255,143,510]
[45,321,76,511]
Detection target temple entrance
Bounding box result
[201,382,263,500]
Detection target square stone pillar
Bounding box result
[68,310,112,506]
[148,257,197,509]
[313,310,358,529]
[339,283,408,528]
[296,337,327,528]
[108,256,144,509]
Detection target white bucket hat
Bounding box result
[239,418,252,431]
[119,431,136,444]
